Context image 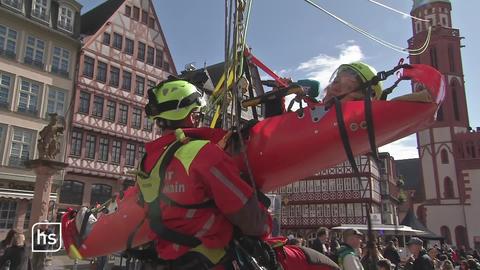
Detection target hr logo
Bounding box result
[31,222,62,253]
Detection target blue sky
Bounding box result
[80,0,479,160]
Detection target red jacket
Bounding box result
[141,128,270,260]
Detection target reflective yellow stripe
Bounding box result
[174,140,209,175]
[68,244,83,260]
[210,105,222,128]
[137,142,178,203]
[137,135,210,203]
[212,69,234,96]
[190,244,226,264]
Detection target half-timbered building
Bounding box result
[58,0,176,213]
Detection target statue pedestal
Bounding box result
[25,159,68,230]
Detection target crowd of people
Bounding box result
[0,222,55,270]
[0,229,30,270]
[287,227,480,270]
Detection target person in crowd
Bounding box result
[459,260,469,270]
[0,229,17,257]
[427,247,441,270]
[467,259,480,270]
[377,259,394,270]
[473,250,480,262]
[383,241,401,267]
[0,233,31,270]
[338,229,364,270]
[459,246,468,259]
[329,232,341,263]
[313,228,329,255]
[407,237,434,270]
[442,260,454,270]
[361,243,384,270]
[32,220,53,270]
[448,248,459,264]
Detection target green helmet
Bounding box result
[337,62,383,99]
[145,79,205,121]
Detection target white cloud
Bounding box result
[297,43,364,89]
[379,134,419,160]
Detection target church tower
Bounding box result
[410,0,480,249]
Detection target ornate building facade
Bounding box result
[0,0,82,237]
[274,154,401,240]
[57,0,176,213]
[409,0,480,249]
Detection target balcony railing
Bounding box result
[24,57,44,69]
[51,65,69,78]
[8,156,28,167]
[0,49,16,60]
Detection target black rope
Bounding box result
[364,86,379,162]
[380,77,404,101]
[360,63,412,100]
[79,209,92,239]
[243,55,258,120]
[147,140,203,248]
[333,98,360,175]
[334,97,375,263]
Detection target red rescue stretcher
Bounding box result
[61,64,445,260]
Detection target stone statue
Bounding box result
[38,113,64,160]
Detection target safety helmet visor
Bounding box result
[326,66,364,96]
[145,80,206,121]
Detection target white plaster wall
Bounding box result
[418,130,431,146]
[463,169,480,248]
[433,127,451,143]
[421,150,438,200]
[425,204,465,237]
[454,127,468,134]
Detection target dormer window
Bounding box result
[32,0,49,22]
[58,5,74,32]
[2,0,23,11]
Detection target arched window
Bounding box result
[451,81,460,121]
[59,180,84,205]
[417,206,427,226]
[440,226,452,244]
[90,184,112,206]
[455,226,469,249]
[441,149,449,164]
[443,177,454,199]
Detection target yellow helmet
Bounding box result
[336,62,383,99]
[145,79,205,121]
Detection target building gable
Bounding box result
[80,0,176,75]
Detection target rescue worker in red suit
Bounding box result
[139,77,271,269]
[136,77,340,270]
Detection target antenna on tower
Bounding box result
[185,62,196,72]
